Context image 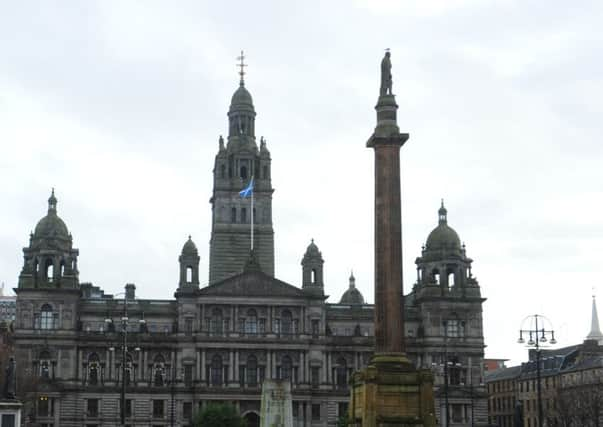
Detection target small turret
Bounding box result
[301,239,324,295]
[178,236,200,291]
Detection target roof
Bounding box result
[198,270,314,299]
[485,365,522,382]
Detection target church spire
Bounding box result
[587,294,603,343]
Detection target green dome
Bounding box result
[182,236,198,255]
[339,272,365,305]
[425,224,461,251]
[33,190,70,239]
[229,84,254,112]
[425,201,461,251]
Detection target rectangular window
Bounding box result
[239,366,246,387]
[259,319,266,333]
[123,399,133,418]
[185,318,193,336]
[312,404,321,421]
[446,320,459,337]
[152,400,164,418]
[273,319,280,334]
[184,365,193,387]
[451,404,463,423]
[1,415,16,427]
[38,397,53,417]
[311,367,320,387]
[312,320,319,337]
[338,402,349,417]
[87,399,99,418]
[292,402,299,418]
[183,402,192,420]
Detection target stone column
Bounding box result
[367,92,408,355]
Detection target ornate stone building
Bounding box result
[12,69,487,427]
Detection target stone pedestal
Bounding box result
[0,400,22,427]
[350,354,436,427]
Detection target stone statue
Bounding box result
[3,357,16,399]
[380,51,392,96]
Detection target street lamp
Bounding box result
[517,314,556,427]
[104,289,146,426]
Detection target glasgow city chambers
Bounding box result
[11,68,488,427]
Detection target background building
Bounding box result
[485,297,603,427]
[0,283,16,323]
[12,72,487,427]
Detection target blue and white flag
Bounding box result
[239,178,254,198]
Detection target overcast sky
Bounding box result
[1,0,602,365]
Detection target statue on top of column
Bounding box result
[380,50,392,96]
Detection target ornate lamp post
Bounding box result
[517,314,556,427]
[104,290,145,426]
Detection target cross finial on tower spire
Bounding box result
[237,50,247,86]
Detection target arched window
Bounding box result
[186,267,193,283]
[336,357,347,389]
[281,355,292,380]
[263,165,268,179]
[447,270,455,287]
[40,304,54,330]
[231,208,237,223]
[311,269,317,284]
[241,166,248,179]
[245,309,258,334]
[433,269,440,285]
[210,308,223,335]
[247,355,258,387]
[153,354,166,386]
[39,350,51,378]
[88,353,100,385]
[211,355,223,386]
[281,310,292,335]
[220,164,226,179]
[60,261,65,277]
[45,259,54,282]
[241,208,247,223]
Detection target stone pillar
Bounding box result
[201,349,206,382]
[350,51,436,427]
[367,92,408,355]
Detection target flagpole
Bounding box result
[250,176,254,251]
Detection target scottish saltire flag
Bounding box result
[239,178,254,198]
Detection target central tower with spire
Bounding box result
[209,52,275,284]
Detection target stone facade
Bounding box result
[11,72,487,427]
[486,341,603,427]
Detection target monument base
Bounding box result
[350,353,436,427]
[0,400,22,427]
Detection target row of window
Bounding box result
[218,163,269,180]
[85,399,328,422]
[79,353,351,389]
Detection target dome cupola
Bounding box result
[424,200,461,254]
[18,189,80,289]
[339,271,365,305]
[33,188,70,240]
